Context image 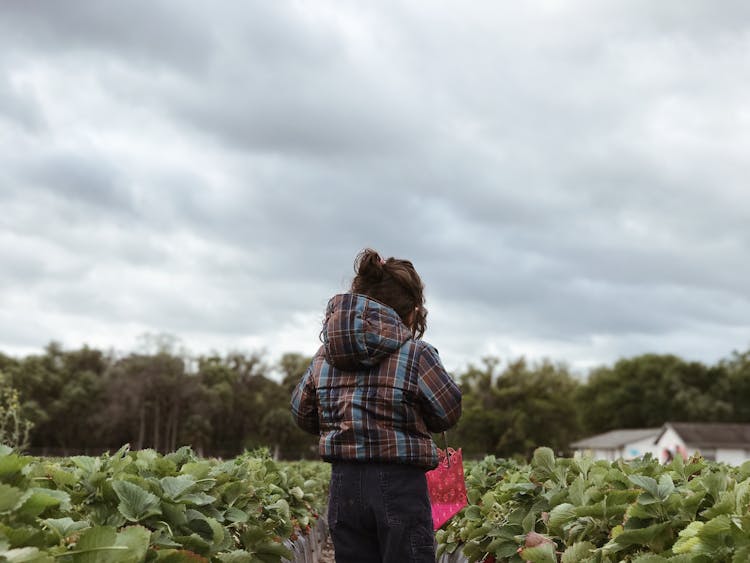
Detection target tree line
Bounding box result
[0,339,748,460]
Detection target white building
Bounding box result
[572,422,750,464]
[570,428,662,461]
[655,422,750,465]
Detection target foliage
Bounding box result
[0,373,33,451]
[0,445,329,562]
[2,343,316,459]
[2,340,750,460]
[576,355,732,434]
[453,358,581,459]
[437,449,750,562]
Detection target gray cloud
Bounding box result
[15,151,135,213]
[0,72,45,131]
[1,1,749,370]
[0,0,215,73]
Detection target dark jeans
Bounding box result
[328,462,435,563]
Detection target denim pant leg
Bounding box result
[371,464,435,562]
[328,464,382,563]
[328,463,435,563]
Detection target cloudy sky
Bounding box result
[1,1,749,374]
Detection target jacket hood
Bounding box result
[322,293,413,371]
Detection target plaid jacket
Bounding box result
[290,293,462,469]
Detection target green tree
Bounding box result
[453,358,504,456]
[279,352,313,394]
[98,351,197,452]
[576,354,731,434]
[720,348,750,422]
[0,372,33,451]
[454,357,580,459]
[196,352,284,456]
[275,353,319,459]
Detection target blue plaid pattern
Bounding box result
[291,293,462,469]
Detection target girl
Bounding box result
[291,248,462,562]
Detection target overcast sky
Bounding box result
[1,1,749,374]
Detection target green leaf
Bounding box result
[70,456,101,475]
[548,503,576,535]
[151,528,182,549]
[206,517,225,546]
[568,476,586,505]
[664,556,693,563]
[0,483,24,513]
[113,525,151,563]
[240,526,266,549]
[629,475,659,498]
[656,474,675,499]
[702,489,735,519]
[109,443,131,460]
[254,541,291,559]
[573,453,593,479]
[180,462,212,480]
[463,505,481,521]
[218,481,245,506]
[41,517,90,539]
[264,499,289,521]
[575,500,607,518]
[669,450,685,473]
[693,514,732,556]
[216,551,256,563]
[0,547,54,562]
[152,548,209,562]
[187,516,224,550]
[161,501,188,528]
[701,470,728,502]
[531,448,556,481]
[604,522,671,552]
[0,454,31,483]
[88,502,127,528]
[69,526,128,563]
[46,466,78,488]
[738,461,750,481]
[560,541,594,563]
[674,536,701,555]
[160,476,198,502]
[0,523,46,548]
[630,555,668,563]
[734,478,750,514]
[522,509,537,533]
[112,480,162,522]
[519,542,556,563]
[224,507,249,523]
[172,533,211,556]
[15,489,66,519]
[178,493,216,506]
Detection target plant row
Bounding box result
[437,450,750,562]
[0,444,330,562]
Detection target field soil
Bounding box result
[320,536,335,562]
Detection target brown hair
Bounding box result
[351,248,427,338]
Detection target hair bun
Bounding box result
[350,248,427,338]
[354,248,385,281]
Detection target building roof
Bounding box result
[659,422,750,450]
[571,428,661,450]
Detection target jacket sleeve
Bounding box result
[416,343,462,433]
[290,362,320,435]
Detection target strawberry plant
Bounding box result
[0,444,330,562]
[437,448,750,562]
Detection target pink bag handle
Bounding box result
[438,431,454,468]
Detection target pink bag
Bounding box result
[426,446,467,530]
